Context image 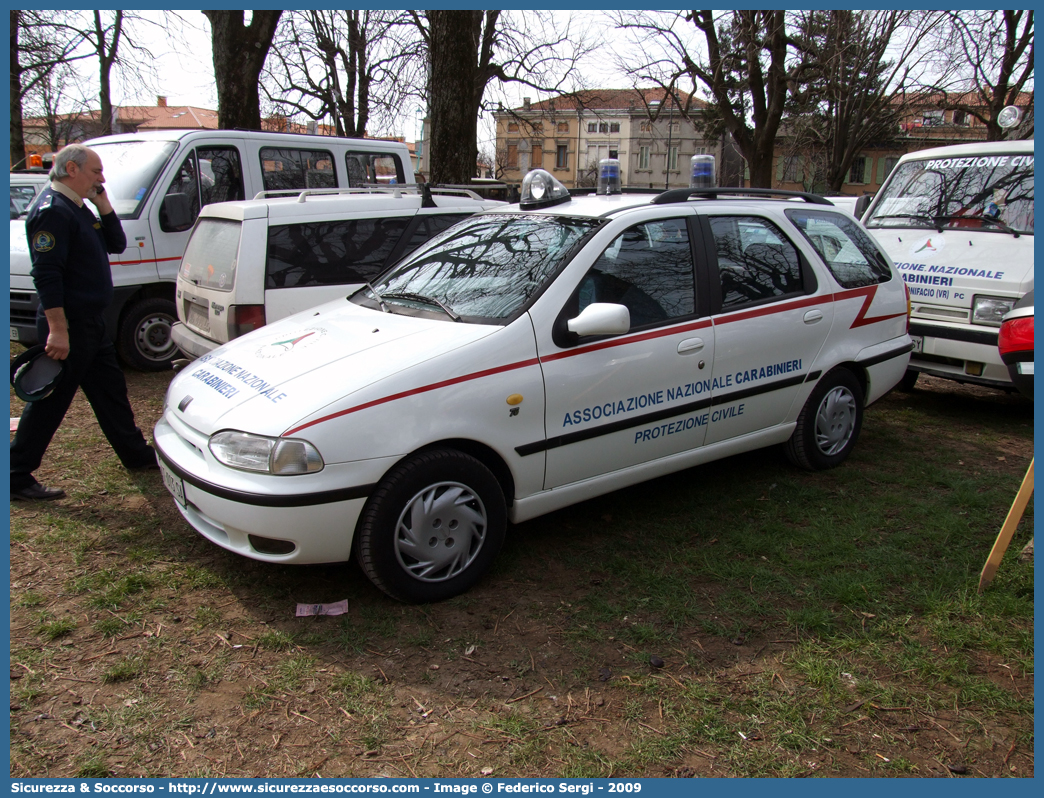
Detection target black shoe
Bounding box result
[11,483,66,501]
[126,446,159,471]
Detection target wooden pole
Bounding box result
[978,458,1034,593]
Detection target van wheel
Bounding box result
[785,368,864,471]
[898,369,919,392]
[117,298,178,371]
[355,450,506,603]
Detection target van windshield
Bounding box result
[865,152,1034,234]
[89,140,179,219]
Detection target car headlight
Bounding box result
[972,295,1016,327]
[209,431,324,475]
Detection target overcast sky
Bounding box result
[82,10,642,151]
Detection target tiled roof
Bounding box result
[519,88,706,112]
[123,105,220,130]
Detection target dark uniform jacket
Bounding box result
[26,186,126,320]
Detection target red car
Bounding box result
[998,290,1033,398]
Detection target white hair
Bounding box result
[49,144,92,180]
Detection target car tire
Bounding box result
[355,449,506,603]
[897,369,919,392]
[785,368,864,471]
[117,298,178,371]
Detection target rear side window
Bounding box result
[707,216,804,309]
[260,148,337,192]
[180,219,242,291]
[345,151,406,187]
[785,209,893,288]
[266,217,412,288]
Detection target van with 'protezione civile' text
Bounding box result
[861,139,1033,390]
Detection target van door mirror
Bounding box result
[567,303,631,337]
[160,193,194,232]
[854,194,873,219]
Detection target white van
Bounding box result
[170,185,504,359]
[861,139,1033,390]
[9,130,414,370]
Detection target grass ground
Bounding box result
[9,365,1033,778]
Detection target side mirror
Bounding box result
[854,194,874,220]
[567,303,630,337]
[160,192,194,232]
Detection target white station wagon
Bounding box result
[155,170,913,602]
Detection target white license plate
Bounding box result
[910,335,923,354]
[159,459,186,507]
[1018,361,1034,375]
[187,302,210,334]
[11,327,18,341]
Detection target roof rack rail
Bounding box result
[251,186,421,202]
[651,187,835,206]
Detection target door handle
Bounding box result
[803,310,824,324]
[678,337,704,354]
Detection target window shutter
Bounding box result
[876,157,886,185]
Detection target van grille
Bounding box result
[914,305,968,322]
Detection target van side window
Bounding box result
[259,148,338,192]
[398,214,471,256]
[345,151,406,187]
[197,147,244,205]
[576,218,695,328]
[159,153,203,233]
[266,217,412,289]
[707,216,805,309]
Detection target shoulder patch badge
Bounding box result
[32,231,56,252]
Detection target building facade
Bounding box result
[493,89,719,190]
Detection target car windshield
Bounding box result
[89,140,179,220]
[865,151,1034,234]
[358,213,601,321]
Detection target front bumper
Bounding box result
[10,288,40,346]
[908,320,1010,388]
[154,412,398,565]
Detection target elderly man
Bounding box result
[10,143,157,501]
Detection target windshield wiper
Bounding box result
[382,291,461,322]
[364,282,388,312]
[868,214,942,231]
[977,216,1022,238]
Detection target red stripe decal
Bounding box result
[109,256,182,266]
[540,318,713,363]
[837,284,908,328]
[283,284,903,436]
[283,357,540,437]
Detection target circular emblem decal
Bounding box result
[32,231,56,252]
[908,234,945,259]
[254,326,327,359]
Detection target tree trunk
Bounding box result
[10,10,27,168]
[204,10,282,130]
[427,10,481,184]
[94,11,121,136]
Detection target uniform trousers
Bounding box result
[10,312,153,490]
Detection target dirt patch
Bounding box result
[9,371,1033,778]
